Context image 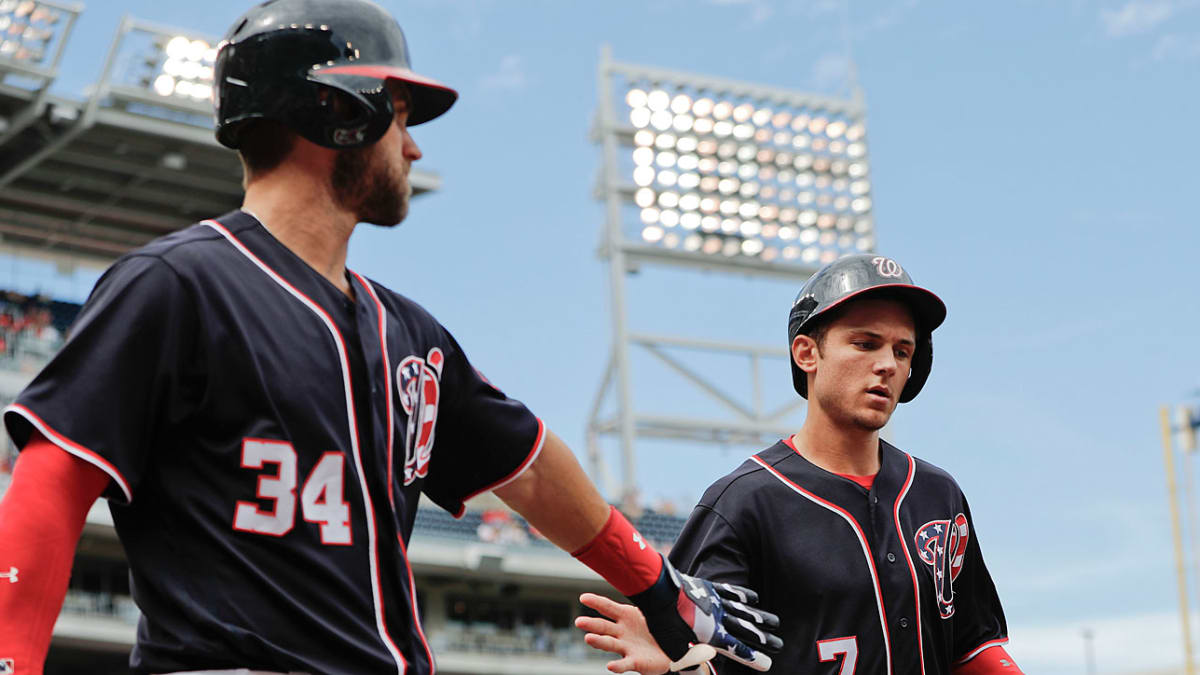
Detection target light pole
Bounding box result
[1081,628,1096,675]
[1162,403,1200,675]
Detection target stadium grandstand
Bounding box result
[0,3,692,672]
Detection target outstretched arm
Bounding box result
[491,429,610,550]
[0,431,110,674]
[494,430,780,671]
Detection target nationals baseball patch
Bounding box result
[397,347,445,484]
[0,658,14,673]
[915,513,970,618]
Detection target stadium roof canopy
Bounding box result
[0,7,440,269]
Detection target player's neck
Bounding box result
[793,410,881,476]
[242,172,357,298]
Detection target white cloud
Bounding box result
[705,0,775,26]
[860,0,922,37]
[1009,610,1196,674]
[1152,33,1200,60]
[1101,0,1179,37]
[480,54,528,92]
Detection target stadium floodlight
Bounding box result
[148,34,217,103]
[592,50,848,503]
[103,17,218,117]
[0,0,80,81]
[600,58,873,275]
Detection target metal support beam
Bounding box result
[641,343,755,420]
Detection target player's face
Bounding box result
[330,84,423,226]
[808,298,916,432]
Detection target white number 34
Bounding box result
[233,439,353,545]
[817,636,858,674]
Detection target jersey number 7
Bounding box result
[233,439,353,545]
[817,636,858,674]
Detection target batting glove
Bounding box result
[629,556,782,672]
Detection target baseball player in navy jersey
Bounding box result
[0,1,781,673]
[576,254,1022,674]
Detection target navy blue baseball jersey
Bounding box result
[670,438,1009,675]
[3,210,544,674]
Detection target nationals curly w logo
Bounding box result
[914,513,969,619]
[397,348,445,484]
[872,256,903,278]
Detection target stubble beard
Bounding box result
[331,145,409,227]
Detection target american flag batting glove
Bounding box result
[629,556,782,672]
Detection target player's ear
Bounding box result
[792,334,819,375]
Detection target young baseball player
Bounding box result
[576,254,1022,674]
[0,1,780,673]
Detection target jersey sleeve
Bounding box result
[3,254,200,504]
[951,498,1011,663]
[419,325,543,517]
[670,504,754,590]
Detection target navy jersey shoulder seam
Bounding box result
[699,454,781,548]
[690,502,749,552]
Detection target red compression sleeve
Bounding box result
[0,431,110,674]
[954,645,1023,674]
[571,505,664,596]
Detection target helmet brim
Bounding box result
[314,64,458,126]
[813,283,946,335]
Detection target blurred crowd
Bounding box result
[0,290,82,475]
[0,290,74,369]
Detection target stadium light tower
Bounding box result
[0,0,82,143]
[591,47,873,503]
[102,17,218,122]
[0,0,80,82]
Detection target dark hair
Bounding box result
[236,120,296,184]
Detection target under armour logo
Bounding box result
[0,567,17,584]
[632,532,646,550]
[872,256,903,278]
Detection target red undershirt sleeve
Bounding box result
[0,430,111,674]
[953,645,1023,674]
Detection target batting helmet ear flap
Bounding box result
[898,333,933,403]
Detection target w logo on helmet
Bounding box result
[872,256,904,278]
[397,348,445,484]
[914,513,970,618]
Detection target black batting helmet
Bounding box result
[788,254,946,403]
[213,0,457,150]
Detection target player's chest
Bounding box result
[202,289,441,451]
[753,482,967,606]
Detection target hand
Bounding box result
[576,592,672,674]
[576,593,715,674]
[629,557,782,672]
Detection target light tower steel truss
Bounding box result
[589,47,873,502]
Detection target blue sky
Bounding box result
[4,1,1199,672]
